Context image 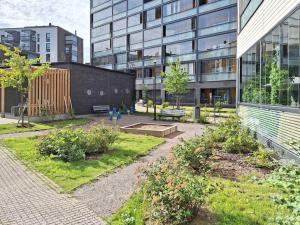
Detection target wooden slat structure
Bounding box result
[28,68,71,117]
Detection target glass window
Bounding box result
[93,55,114,65]
[128,0,143,9]
[164,18,194,36]
[163,0,196,17]
[113,35,127,48]
[94,40,111,52]
[92,24,111,37]
[165,40,195,56]
[240,0,263,29]
[93,7,112,21]
[146,7,161,22]
[93,0,110,7]
[130,31,143,44]
[46,54,50,62]
[144,27,161,41]
[113,1,127,15]
[128,13,142,27]
[144,47,161,60]
[46,33,50,42]
[37,34,40,42]
[199,0,219,5]
[198,7,237,29]
[115,53,127,64]
[136,69,143,78]
[202,58,236,74]
[198,32,236,52]
[129,50,143,61]
[113,18,126,31]
[46,43,51,52]
[145,67,161,77]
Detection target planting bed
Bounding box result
[120,123,177,137]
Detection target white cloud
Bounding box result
[0,0,90,63]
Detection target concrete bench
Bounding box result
[158,109,185,121]
[92,105,110,114]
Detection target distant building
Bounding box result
[0,24,83,63]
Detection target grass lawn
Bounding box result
[109,177,284,225]
[0,118,92,135]
[1,133,164,193]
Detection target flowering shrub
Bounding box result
[144,157,211,225]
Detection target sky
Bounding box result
[0,0,91,63]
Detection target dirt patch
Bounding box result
[209,150,271,179]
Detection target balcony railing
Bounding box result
[113,46,127,54]
[115,63,127,70]
[144,38,161,48]
[166,53,196,63]
[113,28,127,37]
[130,42,143,50]
[144,58,161,67]
[163,8,197,23]
[128,60,143,68]
[146,19,161,28]
[198,21,237,37]
[113,11,127,20]
[188,75,197,82]
[128,5,143,16]
[163,31,195,45]
[144,0,161,10]
[198,0,236,14]
[94,49,113,57]
[143,76,162,85]
[201,72,236,82]
[128,24,143,33]
[198,47,236,60]
[99,64,113,70]
[136,78,144,85]
[93,17,112,27]
[91,1,112,13]
[91,34,111,43]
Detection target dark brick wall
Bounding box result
[52,63,135,115]
[0,87,21,113]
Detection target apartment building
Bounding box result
[90,0,237,106]
[237,0,300,159]
[0,24,84,63]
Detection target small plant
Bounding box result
[198,107,210,124]
[214,101,222,115]
[121,211,136,225]
[246,147,278,169]
[162,101,170,109]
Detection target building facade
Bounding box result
[237,0,300,159]
[0,24,84,63]
[90,0,237,106]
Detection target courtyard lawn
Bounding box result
[109,177,284,225]
[1,133,164,192]
[0,118,92,135]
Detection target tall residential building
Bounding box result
[0,24,84,63]
[237,0,300,160]
[90,0,237,106]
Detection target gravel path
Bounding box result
[73,121,205,218]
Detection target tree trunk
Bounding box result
[20,94,24,127]
[176,96,180,109]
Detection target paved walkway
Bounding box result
[74,121,205,218]
[0,146,104,225]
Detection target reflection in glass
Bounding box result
[198,32,236,52]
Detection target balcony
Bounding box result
[163,8,197,23]
[163,31,195,45]
[144,58,161,67]
[143,76,162,85]
[198,21,237,37]
[144,38,161,48]
[113,11,127,20]
[94,49,113,57]
[93,17,112,27]
[198,0,236,14]
[136,78,144,85]
[166,53,196,63]
[113,46,127,54]
[91,2,112,13]
[198,47,236,60]
[91,34,111,43]
[128,24,143,33]
[128,5,143,16]
[144,0,161,10]
[201,72,236,82]
[115,63,127,70]
[130,42,143,50]
[113,28,127,37]
[128,61,143,68]
[188,75,197,82]
[146,19,161,28]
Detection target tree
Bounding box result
[161,59,189,109]
[0,44,49,127]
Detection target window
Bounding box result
[113,1,127,15]
[37,34,40,42]
[113,18,126,31]
[92,23,111,37]
[129,50,143,61]
[144,27,161,41]
[146,7,161,22]
[93,7,112,22]
[198,7,237,29]
[115,53,127,64]
[46,54,50,62]
[94,40,111,52]
[37,44,40,52]
[144,47,161,60]
[165,40,195,56]
[46,33,51,42]
[113,35,127,50]
[163,0,196,17]
[201,58,236,74]
[128,13,143,27]
[198,32,236,52]
[145,67,161,77]
[46,43,51,52]
[65,47,70,54]
[136,69,143,78]
[129,31,143,44]
[199,0,219,5]
[164,18,195,36]
[240,0,263,29]
[93,55,114,65]
[93,0,110,7]
[128,0,142,9]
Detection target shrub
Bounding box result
[38,129,86,162]
[222,128,259,154]
[173,135,213,173]
[162,101,170,109]
[198,107,210,124]
[147,100,153,108]
[85,126,119,154]
[144,157,210,225]
[246,147,278,169]
[211,116,241,142]
[214,101,222,114]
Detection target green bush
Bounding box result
[162,101,170,109]
[38,129,86,162]
[147,100,153,108]
[211,116,241,142]
[198,107,210,124]
[173,135,213,173]
[246,147,278,169]
[144,158,210,225]
[85,126,119,154]
[38,126,118,162]
[222,128,259,154]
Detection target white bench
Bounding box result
[92,105,110,114]
[158,109,185,120]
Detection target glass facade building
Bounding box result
[91,0,237,105]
